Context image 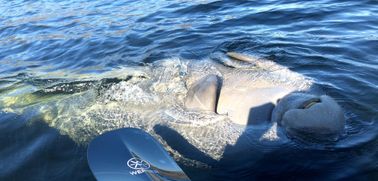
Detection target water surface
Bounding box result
[0,0,377,180]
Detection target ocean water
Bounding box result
[0,0,377,180]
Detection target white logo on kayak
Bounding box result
[127,158,150,175]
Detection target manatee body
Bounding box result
[217,85,292,125]
[2,55,346,168]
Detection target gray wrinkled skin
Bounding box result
[272,93,345,141]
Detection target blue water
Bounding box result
[1,0,377,180]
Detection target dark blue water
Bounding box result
[1,0,377,180]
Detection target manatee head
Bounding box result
[272,92,345,142]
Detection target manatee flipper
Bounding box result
[185,75,220,112]
[226,52,258,65]
[226,52,280,71]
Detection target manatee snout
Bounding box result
[273,93,345,142]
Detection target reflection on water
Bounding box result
[0,0,377,180]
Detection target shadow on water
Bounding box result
[154,116,378,181]
[0,111,95,181]
[154,125,217,166]
[247,103,274,125]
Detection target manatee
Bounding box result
[0,54,345,168]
